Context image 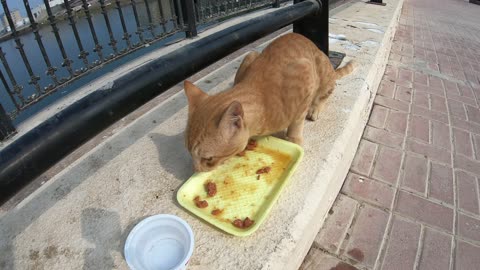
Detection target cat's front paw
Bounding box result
[307,107,321,121]
[286,136,303,146]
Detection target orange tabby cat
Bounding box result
[184,33,355,172]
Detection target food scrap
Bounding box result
[232,217,255,229]
[243,217,254,228]
[233,219,244,228]
[205,181,217,197]
[245,139,257,151]
[256,166,271,174]
[257,175,260,180]
[194,196,208,208]
[211,209,223,216]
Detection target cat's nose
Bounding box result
[193,164,213,172]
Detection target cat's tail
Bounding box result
[335,61,356,79]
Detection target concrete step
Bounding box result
[0,0,404,269]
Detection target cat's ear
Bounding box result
[184,81,208,108]
[219,101,244,133]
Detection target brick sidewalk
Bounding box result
[301,0,480,269]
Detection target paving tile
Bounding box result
[451,116,480,135]
[406,139,451,165]
[455,240,480,270]
[378,80,395,98]
[458,84,476,99]
[428,162,454,205]
[443,80,459,96]
[351,139,378,176]
[428,75,443,90]
[372,146,403,184]
[431,121,451,151]
[395,85,412,103]
[396,190,453,232]
[466,105,480,125]
[401,45,413,57]
[413,91,429,109]
[402,153,428,194]
[451,69,467,82]
[447,98,467,120]
[368,105,388,128]
[415,82,444,97]
[472,85,480,99]
[315,195,358,254]
[430,94,447,113]
[364,126,404,149]
[408,115,429,143]
[384,65,398,80]
[381,216,421,270]
[374,95,410,112]
[439,65,453,77]
[385,110,408,135]
[426,62,439,72]
[414,72,428,86]
[342,173,394,209]
[425,52,437,63]
[411,105,449,124]
[474,134,480,160]
[453,128,474,158]
[397,68,414,88]
[456,170,480,215]
[454,155,480,177]
[457,213,480,243]
[418,228,452,270]
[447,91,477,107]
[345,205,389,267]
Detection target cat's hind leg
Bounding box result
[307,87,334,121]
[234,51,260,85]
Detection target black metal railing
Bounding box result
[0,0,185,133]
[194,0,282,24]
[0,0,297,140]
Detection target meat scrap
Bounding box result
[211,209,223,216]
[232,219,244,228]
[245,139,257,151]
[243,217,254,228]
[232,217,255,229]
[194,196,208,208]
[256,166,271,174]
[236,150,246,157]
[205,181,217,197]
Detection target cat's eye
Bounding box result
[201,157,215,167]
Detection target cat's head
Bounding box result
[183,81,249,172]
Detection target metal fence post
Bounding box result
[182,0,198,38]
[366,0,386,6]
[293,0,328,56]
[0,104,15,141]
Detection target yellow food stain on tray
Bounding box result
[177,136,303,236]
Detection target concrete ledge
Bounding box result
[0,0,403,269]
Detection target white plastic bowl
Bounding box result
[124,214,194,270]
